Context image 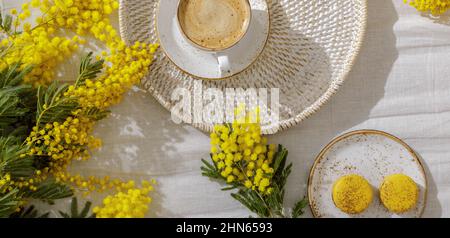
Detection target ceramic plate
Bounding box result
[156,0,269,79]
[308,130,427,218]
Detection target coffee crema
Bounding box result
[178,0,251,50]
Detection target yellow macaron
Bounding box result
[332,174,373,214]
[379,174,419,213]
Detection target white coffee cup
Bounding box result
[176,0,252,77]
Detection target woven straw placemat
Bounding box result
[119,0,368,134]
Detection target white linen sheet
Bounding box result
[2,0,450,217]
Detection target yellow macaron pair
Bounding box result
[332,174,419,214]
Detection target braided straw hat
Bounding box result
[119,0,368,134]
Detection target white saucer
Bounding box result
[156,0,270,80]
[308,130,427,218]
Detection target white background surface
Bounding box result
[2,0,450,217]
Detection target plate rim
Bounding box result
[307,129,428,218]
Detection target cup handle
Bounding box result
[216,53,232,78]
